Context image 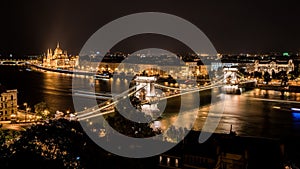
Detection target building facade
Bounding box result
[0,86,17,121]
[43,42,79,69]
[254,59,294,74]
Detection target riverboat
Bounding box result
[93,71,112,80]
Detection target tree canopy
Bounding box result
[0,119,158,169]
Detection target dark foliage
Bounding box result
[0,119,157,169]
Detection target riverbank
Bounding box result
[29,64,95,76]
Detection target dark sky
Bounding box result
[1,0,300,57]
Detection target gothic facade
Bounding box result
[43,42,79,69]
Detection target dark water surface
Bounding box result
[1,66,300,139]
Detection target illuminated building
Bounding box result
[43,42,79,69]
[254,59,294,74]
[0,85,17,121]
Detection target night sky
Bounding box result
[1,0,300,58]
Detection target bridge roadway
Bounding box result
[76,77,226,121]
[0,60,28,66]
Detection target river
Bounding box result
[1,65,300,139]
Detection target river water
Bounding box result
[1,66,300,139]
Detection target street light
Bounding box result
[10,114,16,123]
[27,107,31,121]
[23,102,27,122]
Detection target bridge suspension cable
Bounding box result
[77,84,147,120]
[76,75,228,120]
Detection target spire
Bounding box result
[57,42,60,49]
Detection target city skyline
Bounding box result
[2,1,300,168]
[1,0,300,58]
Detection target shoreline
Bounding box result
[29,64,95,76]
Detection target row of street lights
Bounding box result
[11,102,75,123]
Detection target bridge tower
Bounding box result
[223,67,240,85]
[134,76,160,118]
[222,67,243,94]
[134,76,157,99]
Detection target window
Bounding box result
[11,95,13,100]
[167,157,170,166]
[175,159,179,167]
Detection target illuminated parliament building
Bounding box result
[43,42,79,69]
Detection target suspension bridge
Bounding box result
[75,74,230,121]
[0,60,28,66]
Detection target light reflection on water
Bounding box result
[159,89,300,139]
[1,68,300,139]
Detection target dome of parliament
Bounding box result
[54,42,63,55]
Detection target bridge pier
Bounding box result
[134,76,161,118]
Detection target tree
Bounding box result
[0,119,158,169]
[281,73,289,86]
[226,75,232,84]
[289,71,297,80]
[238,67,247,76]
[3,119,86,168]
[105,108,158,138]
[0,128,21,166]
[254,71,262,78]
[263,71,271,85]
[272,69,276,79]
[130,95,142,110]
[34,101,52,119]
